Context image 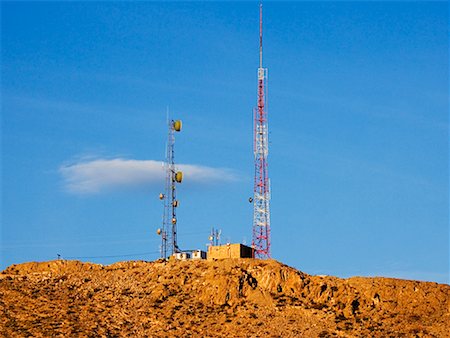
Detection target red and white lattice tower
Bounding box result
[252,3,271,259]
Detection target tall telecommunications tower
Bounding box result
[252,3,271,259]
[158,118,183,258]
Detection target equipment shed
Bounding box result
[207,243,254,260]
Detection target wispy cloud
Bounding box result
[59,158,238,194]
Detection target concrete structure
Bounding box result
[207,243,254,260]
[174,252,190,261]
[191,250,207,260]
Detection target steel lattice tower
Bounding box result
[252,3,271,259]
[159,117,182,258]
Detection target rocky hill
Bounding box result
[1,259,449,337]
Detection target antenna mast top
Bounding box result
[259,3,263,69]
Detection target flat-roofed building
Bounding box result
[173,252,190,261]
[191,250,207,260]
[207,243,254,260]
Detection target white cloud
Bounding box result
[59,158,238,194]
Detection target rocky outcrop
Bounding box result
[1,259,449,337]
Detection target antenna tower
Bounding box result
[252,3,271,259]
[209,227,221,247]
[159,117,183,258]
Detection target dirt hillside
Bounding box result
[1,259,449,337]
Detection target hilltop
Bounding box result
[1,259,449,337]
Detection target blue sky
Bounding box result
[1,1,448,284]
